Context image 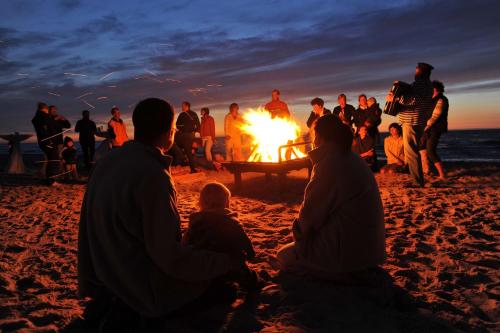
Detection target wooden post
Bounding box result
[265,173,272,182]
[278,172,286,189]
[234,172,242,188]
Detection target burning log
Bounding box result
[222,143,312,188]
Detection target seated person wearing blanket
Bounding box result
[183,182,258,290]
[78,98,242,330]
[276,114,385,279]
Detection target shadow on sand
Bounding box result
[63,268,456,333]
[0,173,88,187]
[227,173,309,205]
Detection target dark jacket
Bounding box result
[429,94,449,134]
[78,141,231,317]
[353,107,367,129]
[52,117,71,145]
[306,109,332,128]
[75,118,97,144]
[333,104,355,126]
[352,135,376,166]
[183,209,255,260]
[176,110,201,134]
[32,111,59,149]
[62,146,78,164]
[354,104,382,137]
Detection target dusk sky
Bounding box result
[1,0,499,139]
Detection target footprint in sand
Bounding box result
[16,276,43,290]
[0,319,32,331]
[3,244,27,254]
[28,312,64,327]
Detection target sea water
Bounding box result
[1,129,499,163]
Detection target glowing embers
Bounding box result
[239,108,306,163]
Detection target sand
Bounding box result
[0,162,499,332]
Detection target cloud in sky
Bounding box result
[0,0,499,137]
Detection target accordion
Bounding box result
[383,81,412,116]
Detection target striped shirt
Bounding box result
[398,79,433,126]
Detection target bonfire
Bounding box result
[239,107,306,163]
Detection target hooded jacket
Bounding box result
[292,144,386,273]
[183,209,255,260]
[78,141,231,317]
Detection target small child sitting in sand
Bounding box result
[183,182,258,290]
[61,137,79,180]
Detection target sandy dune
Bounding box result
[0,162,498,332]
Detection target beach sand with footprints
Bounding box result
[0,162,498,332]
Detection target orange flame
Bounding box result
[239,107,306,162]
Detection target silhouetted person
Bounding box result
[265,89,290,119]
[386,62,434,187]
[277,114,385,277]
[75,110,97,169]
[78,98,240,330]
[175,101,200,173]
[32,102,62,185]
[421,80,449,179]
[62,137,79,180]
[49,105,71,154]
[183,182,258,291]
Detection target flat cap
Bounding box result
[417,62,434,72]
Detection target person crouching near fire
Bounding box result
[276,114,385,280]
[183,182,259,291]
[78,98,243,331]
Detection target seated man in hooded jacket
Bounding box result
[78,98,242,330]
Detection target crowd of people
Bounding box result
[166,90,290,173]
[21,61,451,330]
[304,62,449,186]
[78,98,386,331]
[28,62,448,188]
[30,103,131,184]
[156,68,448,186]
